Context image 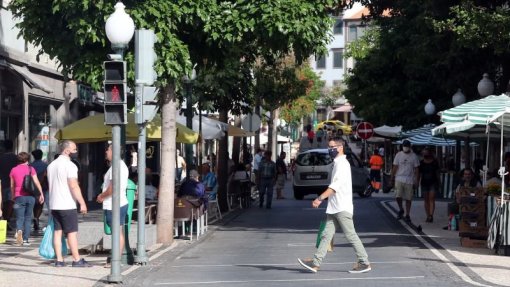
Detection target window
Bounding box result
[332,80,342,87]
[333,18,343,35]
[316,55,326,69]
[348,25,358,42]
[333,50,343,68]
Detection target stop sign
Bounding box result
[356,122,374,140]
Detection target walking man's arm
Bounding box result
[69,178,87,214]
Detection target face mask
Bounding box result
[403,147,410,153]
[69,152,79,160]
[328,148,339,159]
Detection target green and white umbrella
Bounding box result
[431,94,510,139]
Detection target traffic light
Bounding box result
[104,60,127,125]
[134,29,159,124]
[135,29,157,86]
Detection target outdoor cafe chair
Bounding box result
[174,198,196,241]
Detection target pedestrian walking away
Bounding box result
[256,150,277,209]
[10,152,44,246]
[31,149,48,231]
[298,137,371,274]
[47,140,92,267]
[390,139,420,222]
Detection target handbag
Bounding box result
[0,219,6,244]
[39,217,68,259]
[23,165,39,197]
[315,220,334,251]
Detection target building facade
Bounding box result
[308,3,367,126]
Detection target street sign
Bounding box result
[241,114,261,132]
[356,122,374,140]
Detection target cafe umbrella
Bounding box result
[55,113,199,144]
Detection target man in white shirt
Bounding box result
[298,137,371,274]
[47,140,91,267]
[97,144,129,267]
[390,140,420,222]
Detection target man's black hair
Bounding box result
[3,139,13,151]
[31,149,43,160]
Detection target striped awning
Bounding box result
[400,124,436,138]
[432,94,510,138]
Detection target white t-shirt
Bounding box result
[327,155,354,215]
[102,160,129,210]
[393,151,420,184]
[47,156,79,210]
[177,156,185,169]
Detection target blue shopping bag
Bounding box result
[39,217,68,259]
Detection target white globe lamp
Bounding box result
[477,73,494,97]
[452,88,466,107]
[105,2,135,55]
[424,99,436,115]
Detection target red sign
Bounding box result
[356,122,374,140]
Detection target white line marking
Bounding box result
[168,261,415,268]
[121,242,177,276]
[154,276,426,285]
[381,200,492,287]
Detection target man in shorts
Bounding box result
[390,140,420,222]
[47,140,91,267]
[97,143,129,267]
[275,152,287,199]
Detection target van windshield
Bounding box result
[296,152,333,166]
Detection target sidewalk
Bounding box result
[378,192,510,287]
[0,202,233,287]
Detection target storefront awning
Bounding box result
[7,63,54,94]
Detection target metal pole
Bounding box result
[135,83,148,264]
[185,82,193,172]
[108,125,122,283]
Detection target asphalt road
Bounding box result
[121,189,477,287]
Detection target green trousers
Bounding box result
[313,211,369,267]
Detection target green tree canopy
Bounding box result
[344,0,509,129]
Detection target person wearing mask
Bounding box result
[298,137,371,274]
[252,148,264,184]
[390,140,420,222]
[257,150,277,209]
[0,140,19,227]
[10,152,44,245]
[368,149,384,193]
[31,149,48,230]
[418,148,440,223]
[96,143,129,268]
[275,152,287,199]
[47,140,91,267]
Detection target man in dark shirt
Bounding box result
[275,152,287,199]
[0,140,18,224]
[257,150,277,209]
[177,170,208,208]
[31,149,48,230]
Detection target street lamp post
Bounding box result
[105,2,134,283]
[183,70,196,174]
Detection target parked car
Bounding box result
[292,148,369,200]
[316,120,353,135]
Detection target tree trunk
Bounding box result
[231,116,242,165]
[217,110,229,211]
[267,110,274,160]
[254,100,261,151]
[272,108,279,160]
[157,83,177,244]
